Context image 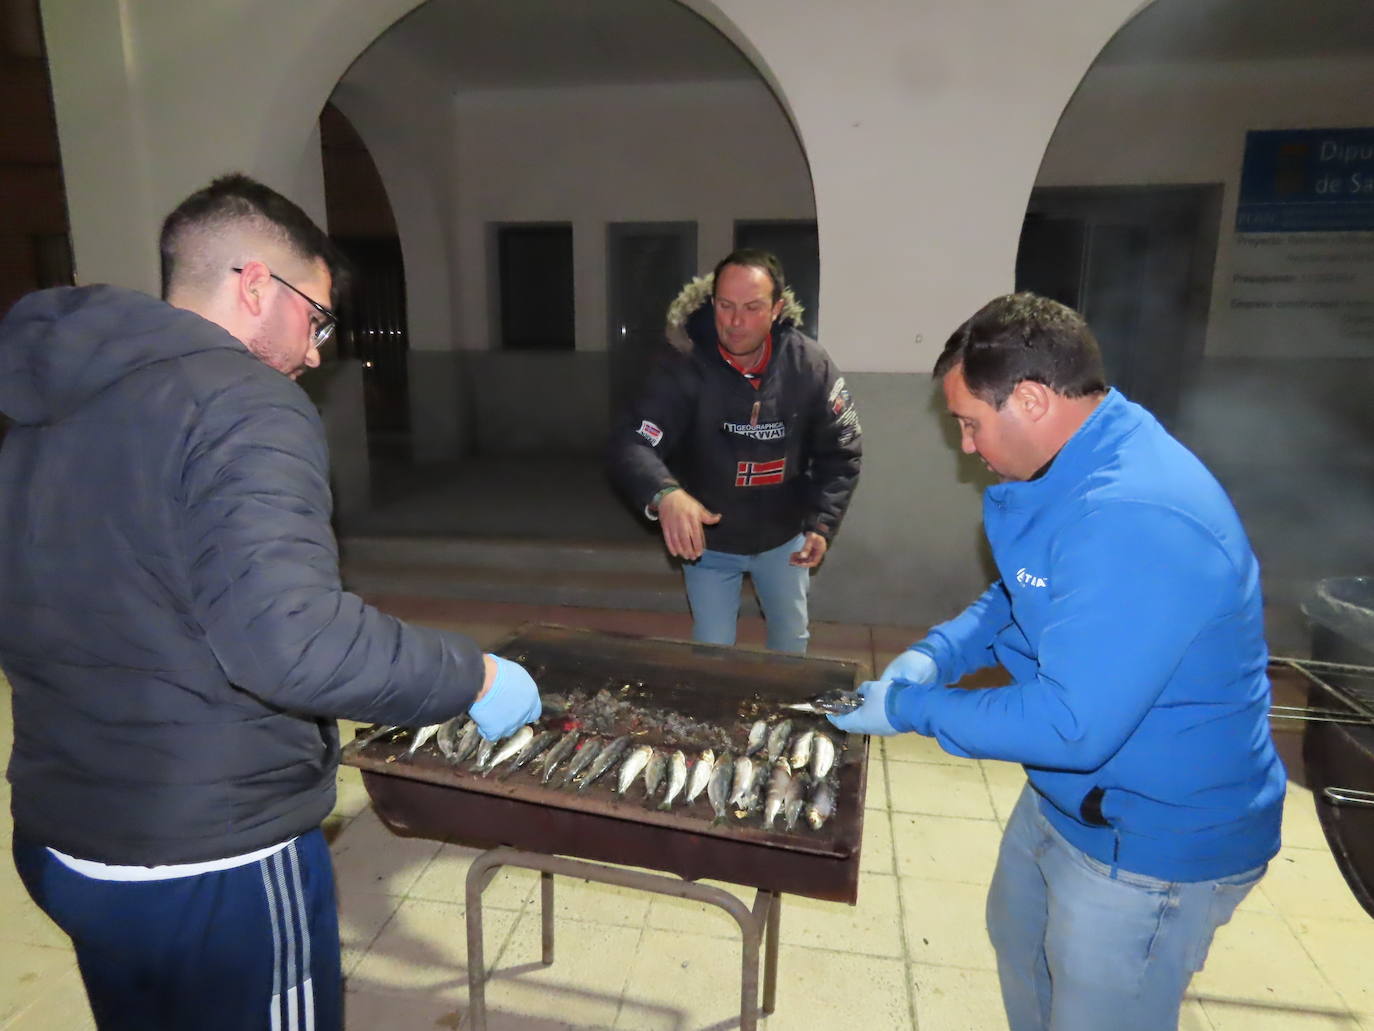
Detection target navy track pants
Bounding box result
[13,828,343,1031]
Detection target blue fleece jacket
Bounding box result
[891,389,1286,882]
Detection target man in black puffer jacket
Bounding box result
[608,249,861,654]
[0,174,540,1031]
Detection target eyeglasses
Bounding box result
[232,267,338,347]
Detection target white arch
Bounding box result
[47,0,1147,370]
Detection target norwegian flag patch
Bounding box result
[736,458,786,487]
[637,420,664,447]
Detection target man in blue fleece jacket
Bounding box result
[831,293,1285,1031]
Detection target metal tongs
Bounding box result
[784,687,865,716]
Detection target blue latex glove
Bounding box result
[468,654,542,741]
[879,647,939,686]
[827,679,903,736]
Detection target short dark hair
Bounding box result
[932,292,1107,408]
[712,248,785,303]
[159,173,347,303]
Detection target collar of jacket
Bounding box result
[983,388,1140,510]
[673,299,795,368]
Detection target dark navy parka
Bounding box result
[607,302,862,555]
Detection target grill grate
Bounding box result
[342,624,871,902]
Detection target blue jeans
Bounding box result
[682,532,810,654]
[987,786,1263,1031]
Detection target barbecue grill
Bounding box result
[342,623,869,1029]
[1272,652,1374,919]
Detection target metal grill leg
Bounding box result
[739,893,764,1031]
[460,848,780,1031]
[763,891,781,1014]
[540,870,556,965]
[465,851,506,1031]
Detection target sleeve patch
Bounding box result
[637,420,664,447]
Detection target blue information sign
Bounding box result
[1236,128,1374,233]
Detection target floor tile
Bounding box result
[615,927,757,1030]
[887,760,997,820]
[913,956,1206,1031]
[885,731,967,766]
[337,885,404,977]
[346,897,520,1002]
[778,873,904,958]
[891,813,1004,885]
[860,810,895,875]
[0,892,70,950]
[910,964,1008,1031]
[1180,999,1216,1030]
[865,752,890,811]
[1290,915,1374,1017]
[1,967,95,1031]
[1237,881,1279,915]
[762,943,913,1030]
[0,942,77,1025]
[642,879,754,941]
[1261,845,1371,921]
[1191,910,1344,1010]
[407,842,538,911]
[541,876,652,929]
[481,915,639,1029]
[1197,997,1360,1030]
[980,760,1027,825]
[344,988,464,1031]
[330,807,445,898]
[901,876,997,971]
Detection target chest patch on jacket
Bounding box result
[736,458,786,486]
[721,420,786,441]
[637,420,664,446]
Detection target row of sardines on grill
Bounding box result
[402,716,841,832]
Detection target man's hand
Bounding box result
[657,488,721,560]
[827,679,904,736]
[789,531,828,568]
[880,648,939,685]
[828,649,940,736]
[468,654,542,740]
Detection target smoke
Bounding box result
[1172,350,1374,653]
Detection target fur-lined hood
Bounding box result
[664,273,805,354]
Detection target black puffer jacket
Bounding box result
[0,286,484,865]
[608,300,861,555]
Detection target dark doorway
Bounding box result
[607,221,697,418]
[495,223,575,351]
[319,102,409,464]
[1016,185,1222,426]
[333,237,410,463]
[0,0,71,319]
[734,220,819,338]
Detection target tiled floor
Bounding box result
[4,598,1374,1030]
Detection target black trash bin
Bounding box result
[1301,576,1374,919]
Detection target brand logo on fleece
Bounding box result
[722,420,786,441]
[637,420,663,447]
[1015,567,1048,588]
[735,458,786,487]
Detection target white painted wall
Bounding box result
[449,80,813,353]
[1036,56,1374,357]
[40,0,1142,373]
[40,0,426,291]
